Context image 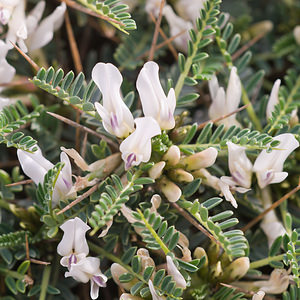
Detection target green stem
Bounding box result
[267,75,300,134]
[0,199,10,211]
[250,254,284,269]
[0,267,25,280]
[137,209,170,255]
[174,3,215,99]
[39,266,51,300]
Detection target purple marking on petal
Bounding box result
[110,114,119,131]
[92,275,107,287]
[232,171,244,186]
[68,253,77,267]
[126,153,136,169]
[63,178,72,190]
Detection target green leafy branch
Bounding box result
[180,197,249,261]
[180,123,280,154]
[175,0,221,103]
[0,100,42,151]
[32,67,96,115]
[77,0,136,33]
[89,171,154,235]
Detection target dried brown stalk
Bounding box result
[242,179,300,232]
[148,0,166,61]
[6,179,33,187]
[57,182,100,215]
[47,111,119,150]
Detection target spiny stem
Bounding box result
[250,254,284,269]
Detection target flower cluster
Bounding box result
[93,61,176,170]
[57,217,107,299]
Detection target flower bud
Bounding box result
[222,257,250,282]
[168,169,194,183]
[162,145,181,166]
[111,263,138,290]
[149,161,166,179]
[180,147,218,172]
[159,177,182,202]
[210,261,222,278]
[294,25,300,45]
[120,294,143,300]
[137,248,155,278]
[252,291,265,300]
[193,247,208,267]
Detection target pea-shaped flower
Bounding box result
[208,67,242,129]
[17,146,73,206]
[137,61,176,130]
[253,133,299,189]
[57,217,90,268]
[92,62,134,138]
[120,117,161,169]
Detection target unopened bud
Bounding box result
[168,169,194,183]
[294,25,300,45]
[180,147,218,172]
[137,248,155,278]
[210,261,222,278]
[159,176,182,202]
[207,242,221,265]
[111,263,138,290]
[249,21,273,36]
[149,161,166,179]
[163,145,181,166]
[222,257,250,282]
[193,247,208,267]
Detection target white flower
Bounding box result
[253,133,299,189]
[294,25,300,45]
[57,217,90,268]
[148,280,164,300]
[65,256,107,300]
[25,1,66,52]
[162,5,192,53]
[136,61,176,130]
[0,0,20,25]
[0,40,16,87]
[217,180,238,208]
[260,209,286,249]
[3,1,66,53]
[208,67,242,129]
[120,117,161,169]
[17,146,73,206]
[221,141,253,189]
[145,0,161,17]
[266,79,281,120]
[175,0,206,24]
[253,268,290,294]
[93,62,134,138]
[166,256,186,288]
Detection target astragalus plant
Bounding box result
[0,0,299,299]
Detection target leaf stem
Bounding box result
[250,254,284,269]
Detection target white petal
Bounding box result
[0,40,16,86]
[254,134,299,187]
[227,141,252,188]
[252,291,265,300]
[149,161,166,179]
[137,61,176,130]
[266,79,281,119]
[225,67,241,113]
[294,25,300,45]
[26,1,45,35]
[90,279,99,300]
[218,180,238,208]
[55,151,73,195]
[208,75,219,101]
[209,87,226,120]
[27,2,66,51]
[92,63,134,138]
[57,217,90,257]
[120,117,161,169]
[148,280,164,300]
[166,256,186,288]
[17,149,49,185]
